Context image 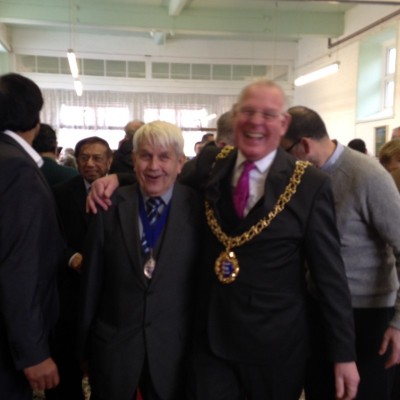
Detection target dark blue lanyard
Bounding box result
[138,192,170,249]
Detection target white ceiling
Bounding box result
[0,0,359,47]
[1,0,399,52]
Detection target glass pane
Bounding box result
[232,65,252,80]
[171,63,190,79]
[268,65,289,81]
[212,64,231,80]
[385,80,395,108]
[192,64,211,80]
[83,59,105,76]
[16,55,36,72]
[106,60,126,77]
[127,61,146,78]
[37,56,59,74]
[387,47,396,75]
[152,62,169,79]
[253,65,267,78]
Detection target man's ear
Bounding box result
[281,112,292,133]
[301,137,312,154]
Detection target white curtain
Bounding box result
[41,89,237,130]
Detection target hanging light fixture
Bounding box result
[74,79,83,97]
[67,1,83,96]
[67,48,79,78]
[294,62,340,87]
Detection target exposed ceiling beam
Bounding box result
[169,0,189,17]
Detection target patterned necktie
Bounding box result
[233,161,256,219]
[141,197,163,254]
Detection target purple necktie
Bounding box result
[233,160,255,219]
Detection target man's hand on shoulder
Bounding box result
[334,361,359,400]
[23,357,59,391]
[86,174,119,213]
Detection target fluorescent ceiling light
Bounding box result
[74,79,83,96]
[294,62,340,87]
[67,49,79,78]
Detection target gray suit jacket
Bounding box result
[78,182,202,400]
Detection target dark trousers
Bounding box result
[45,322,84,400]
[305,305,395,400]
[0,366,31,400]
[187,345,305,400]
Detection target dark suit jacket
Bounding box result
[78,182,202,400]
[52,176,89,324]
[195,147,355,366]
[41,156,78,187]
[109,139,135,175]
[0,134,64,398]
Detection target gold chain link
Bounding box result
[205,160,311,250]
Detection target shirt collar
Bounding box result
[3,130,43,167]
[320,140,344,172]
[235,149,277,173]
[140,185,174,205]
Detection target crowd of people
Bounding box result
[1,72,400,400]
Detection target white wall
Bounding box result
[294,5,400,155]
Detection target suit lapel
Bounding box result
[206,148,295,234]
[117,185,147,285]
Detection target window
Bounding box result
[357,28,396,121]
[383,46,396,109]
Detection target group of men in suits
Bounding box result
[87,80,360,399]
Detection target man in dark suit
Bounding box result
[49,136,113,400]
[32,123,78,187]
[86,80,360,399]
[180,80,359,400]
[78,121,202,400]
[0,73,64,399]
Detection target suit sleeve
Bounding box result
[0,159,56,369]
[76,210,105,360]
[304,176,356,362]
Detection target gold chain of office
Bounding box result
[205,147,310,283]
[205,159,310,250]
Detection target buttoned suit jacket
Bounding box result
[78,182,202,400]
[0,134,64,399]
[197,147,356,367]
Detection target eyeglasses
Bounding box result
[284,138,302,153]
[238,107,282,121]
[77,154,107,163]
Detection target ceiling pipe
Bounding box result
[328,8,400,48]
